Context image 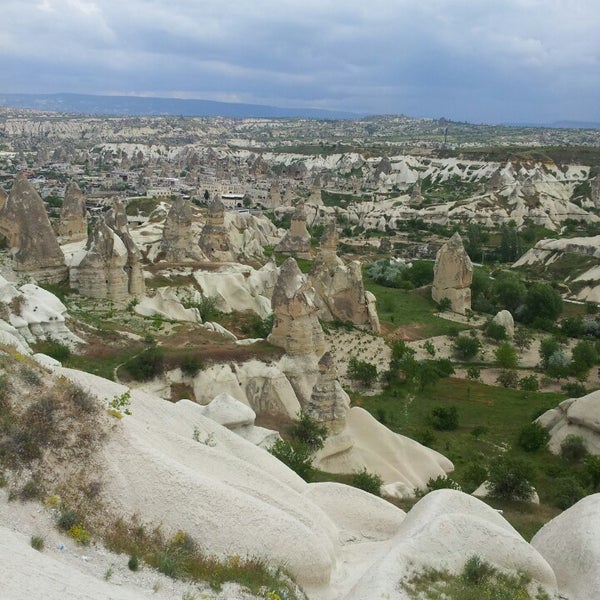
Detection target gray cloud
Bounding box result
[1,0,599,122]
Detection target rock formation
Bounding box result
[71,218,130,303]
[306,352,349,433]
[0,174,67,284]
[592,175,600,208]
[160,197,201,262]
[198,197,233,261]
[57,181,87,243]
[431,232,473,314]
[309,223,381,333]
[105,200,145,298]
[275,202,312,260]
[0,187,7,211]
[268,257,326,358]
[536,390,600,455]
[492,309,514,338]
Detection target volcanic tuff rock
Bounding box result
[275,202,312,260]
[71,218,130,302]
[492,309,515,338]
[0,187,7,211]
[431,232,473,314]
[105,200,145,297]
[309,222,380,332]
[0,174,67,284]
[57,181,87,243]
[268,257,326,358]
[160,197,201,262]
[199,197,233,261]
[306,352,349,433]
[536,389,600,455]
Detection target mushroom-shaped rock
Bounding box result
[431,232,473,314]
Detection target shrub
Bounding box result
[30,536,44,551]
[487,456,534,501]
[437,297,452,312]
[351,468,383,496]
[430,406,459,431]
[495,343,518,369]
[416,428,436,447]
[551,477,586,510]
[57,509,81,532]
[68,523,91,545]
[181,354,203,377]
[452,335,481,360]
[128,555,140,571]
[519,375,539,392]
[496,369,519,388]
[585,455,600,490]
[423,340,436,357]
[462,555,495,586]
[268,439,314,481]
[287,411,328,452]
[425,475,461,492]
[347,357,378,387]
[513,328,533,352]
[197,296,221,322]
[485,320,507,341]
[461,462,488,493]
[560,435,587,463]
[517,422,550,452]
[466,366,481,380]
[35,339,71,363]
[561,381,587,397]
[123,346,165,381]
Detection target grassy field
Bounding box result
[363,276,470,338]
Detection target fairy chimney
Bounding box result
[58,181,87,243]
[160,197,201,262]
[274,202,312,260]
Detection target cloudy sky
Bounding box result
[1,0,599,124]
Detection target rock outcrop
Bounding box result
[532,493,600,600]
[198,198,233,261]
[105,200,145,298]
[275,202,311,260]
[268,257,326,358]
[309,222,380,332]
[160,197,201,262]
[71,218,130,302]
[431,232,473,314]
[0,187,7,211]
[57,181,87,243]
[306,352,349,433]
[492,309,514,338]
[537,389,600,455]
[0,175,67,284]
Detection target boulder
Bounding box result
[492,309,515,338]
[0,174,67,284]
[431,232,473,314]
[58,181,87,243]
[532,493,600,599]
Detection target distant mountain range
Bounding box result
[0,93,360,120]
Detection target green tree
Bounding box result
[517,422,549,452]
[347,357,378,387]
[430,406,459,431]
[522,283,563,325]
[499,224,521,263]
[452,335,482,360]
[514,327,533,352]
[288,411,328,452]
[495,343,518,369]
[492,273,526,313]
[571,340,598,378]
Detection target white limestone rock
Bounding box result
[492,309,515,338]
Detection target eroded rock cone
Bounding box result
[199,197,233,261]
[0,187,7,212]
[268,257,325,357]
[160,197,200,262]
[58,181,87,243]
[309,222,380,333]
[431,232,473,314]
[0,174,67,283]
[275,202,311,260]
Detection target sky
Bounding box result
[1,0,599,124]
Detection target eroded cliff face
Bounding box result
[199,197,234,261]
[431,232,473,314]
[160,197,201,262]
[0,174,67,284]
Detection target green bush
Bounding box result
[287,411,328,452]
[34,339,71,363]
[351,468,383,496]
[560,435,587,463]
[181,354,203,377]
[487,456,534,501]
[347,357,378,387]
[517,422,549,452]
[425,475,461,492]
[430,406,459,431]
[484,321,507,341]
[551,477,586,510]
[452,335,481,360]
[128,555,140,571]
[269,439,314,481]
[438,297,452,312]
[519,375,539,392]
[561,381,587,397]
[123,347,165,381]
[495,343,518,369]
[496,369,519,388]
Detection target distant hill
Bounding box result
[0,93,360,120]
